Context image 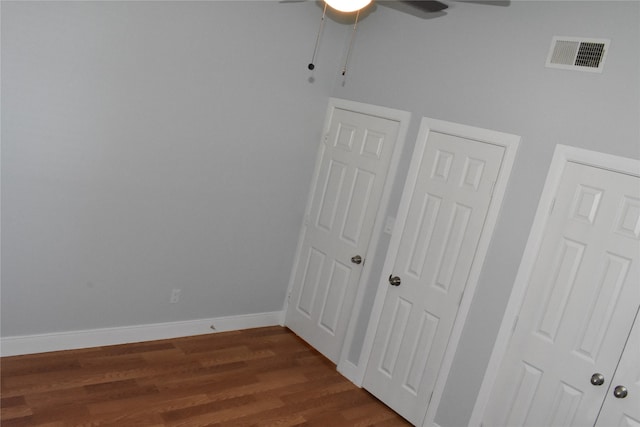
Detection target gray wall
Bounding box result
[2,1,639,426]
[330,1,639,426]
[1,1,348,335]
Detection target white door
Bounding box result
[285,100,407,362]
[596,309,640,427]
[482,161,640,427]
[362,123,509,425]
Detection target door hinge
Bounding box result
[511,315,519,335]
[458,290,465,307]
[427,391,434,406]
[549,197,556,216]
[490,180,497,198]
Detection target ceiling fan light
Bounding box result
[324,0,372,13]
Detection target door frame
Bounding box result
[342,117,520,420]
[281,98,411,358]
[470,144,640,427]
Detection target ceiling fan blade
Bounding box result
[400,0,449,13]
[455,1,510,6]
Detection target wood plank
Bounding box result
[0,326,410,426]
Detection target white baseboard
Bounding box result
[0,311,284,357]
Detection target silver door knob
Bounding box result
[590,373,605,386]
[613,385,628,399]
[388,275,401,286]
[351,255,362,265]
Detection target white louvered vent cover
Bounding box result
[546,36,610,73]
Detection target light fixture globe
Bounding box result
[324,0,372,13]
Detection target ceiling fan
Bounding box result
[294,0,508,74]
[325,0,510,13]
[332,0,449,13]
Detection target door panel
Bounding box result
[285,106,402,363]
[363,129,505,425]
[482,162,640,427]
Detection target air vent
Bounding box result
[546,36,610,73]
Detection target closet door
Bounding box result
[361,118,519,425]
[482,161,640,427]
[596,310,640,427]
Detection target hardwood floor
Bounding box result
[0,326,410,426]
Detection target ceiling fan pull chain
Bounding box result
[308,3,328,71]
[341,9,360,76]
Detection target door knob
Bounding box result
[388,275,401,286]
[613,385,628,399]
[590,373,605,386]
[351,255,362,265]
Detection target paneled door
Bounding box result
[362,118,518,425]
[284,99,409,363]
[481,161,640,427]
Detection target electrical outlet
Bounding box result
[170,288,182,304]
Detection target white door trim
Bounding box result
[281,98,411,354]
[341,117,520,408]
[469,144,640,427]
